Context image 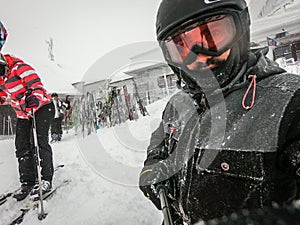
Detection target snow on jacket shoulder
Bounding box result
[0,54,51,118]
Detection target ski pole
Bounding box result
[31,109,47,220]
[158,186,174,225]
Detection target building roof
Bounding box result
[124,62,170,75]
[109,73,133,84]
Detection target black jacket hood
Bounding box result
[219,47,286,95]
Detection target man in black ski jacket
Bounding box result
[139,0,300,224]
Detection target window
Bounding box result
[157,76,166,88]
[283,45,291,54]
[274,47,283,57]
[157,74,176,88]
[273,41,300,61]
[295,42,300,61]
[297,52,300,60]
[273,44,293,60]
[284,53,293,60]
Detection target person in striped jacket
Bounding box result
[0,21,55,201]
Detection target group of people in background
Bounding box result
[50,93,71,143]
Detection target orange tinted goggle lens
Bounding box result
[162,15,236,63]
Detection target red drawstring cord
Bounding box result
[242,75,257,110]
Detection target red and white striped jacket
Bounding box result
[0,54,52,119]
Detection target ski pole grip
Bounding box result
[158,187,174,225]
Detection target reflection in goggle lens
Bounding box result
[162,15,236,64]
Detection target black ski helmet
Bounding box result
[156,0,251,93]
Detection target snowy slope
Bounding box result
[0,97,171,225]
[250,0,300,44]
[248,0,294,19]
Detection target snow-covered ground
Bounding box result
[275,57,300,75]
[1,65,300,225]
[0,98,172,225]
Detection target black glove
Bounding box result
[0,96,5,104]
[278,141,300,178]
[139,161,177,210]
[278,141,300,200]
[25,95,40,108]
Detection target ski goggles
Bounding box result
[160,14,237,65]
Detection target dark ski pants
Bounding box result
[51,116,63,135]
[15,102,55,186]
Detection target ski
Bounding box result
[123,85,134,120]
[0,190,16,206]
[9,179,71,225]
[132,80,149,116]
[0,192,13,205]
[0,164,65,206]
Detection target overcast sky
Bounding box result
[1,0,161,91]
[2,0,161,55]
